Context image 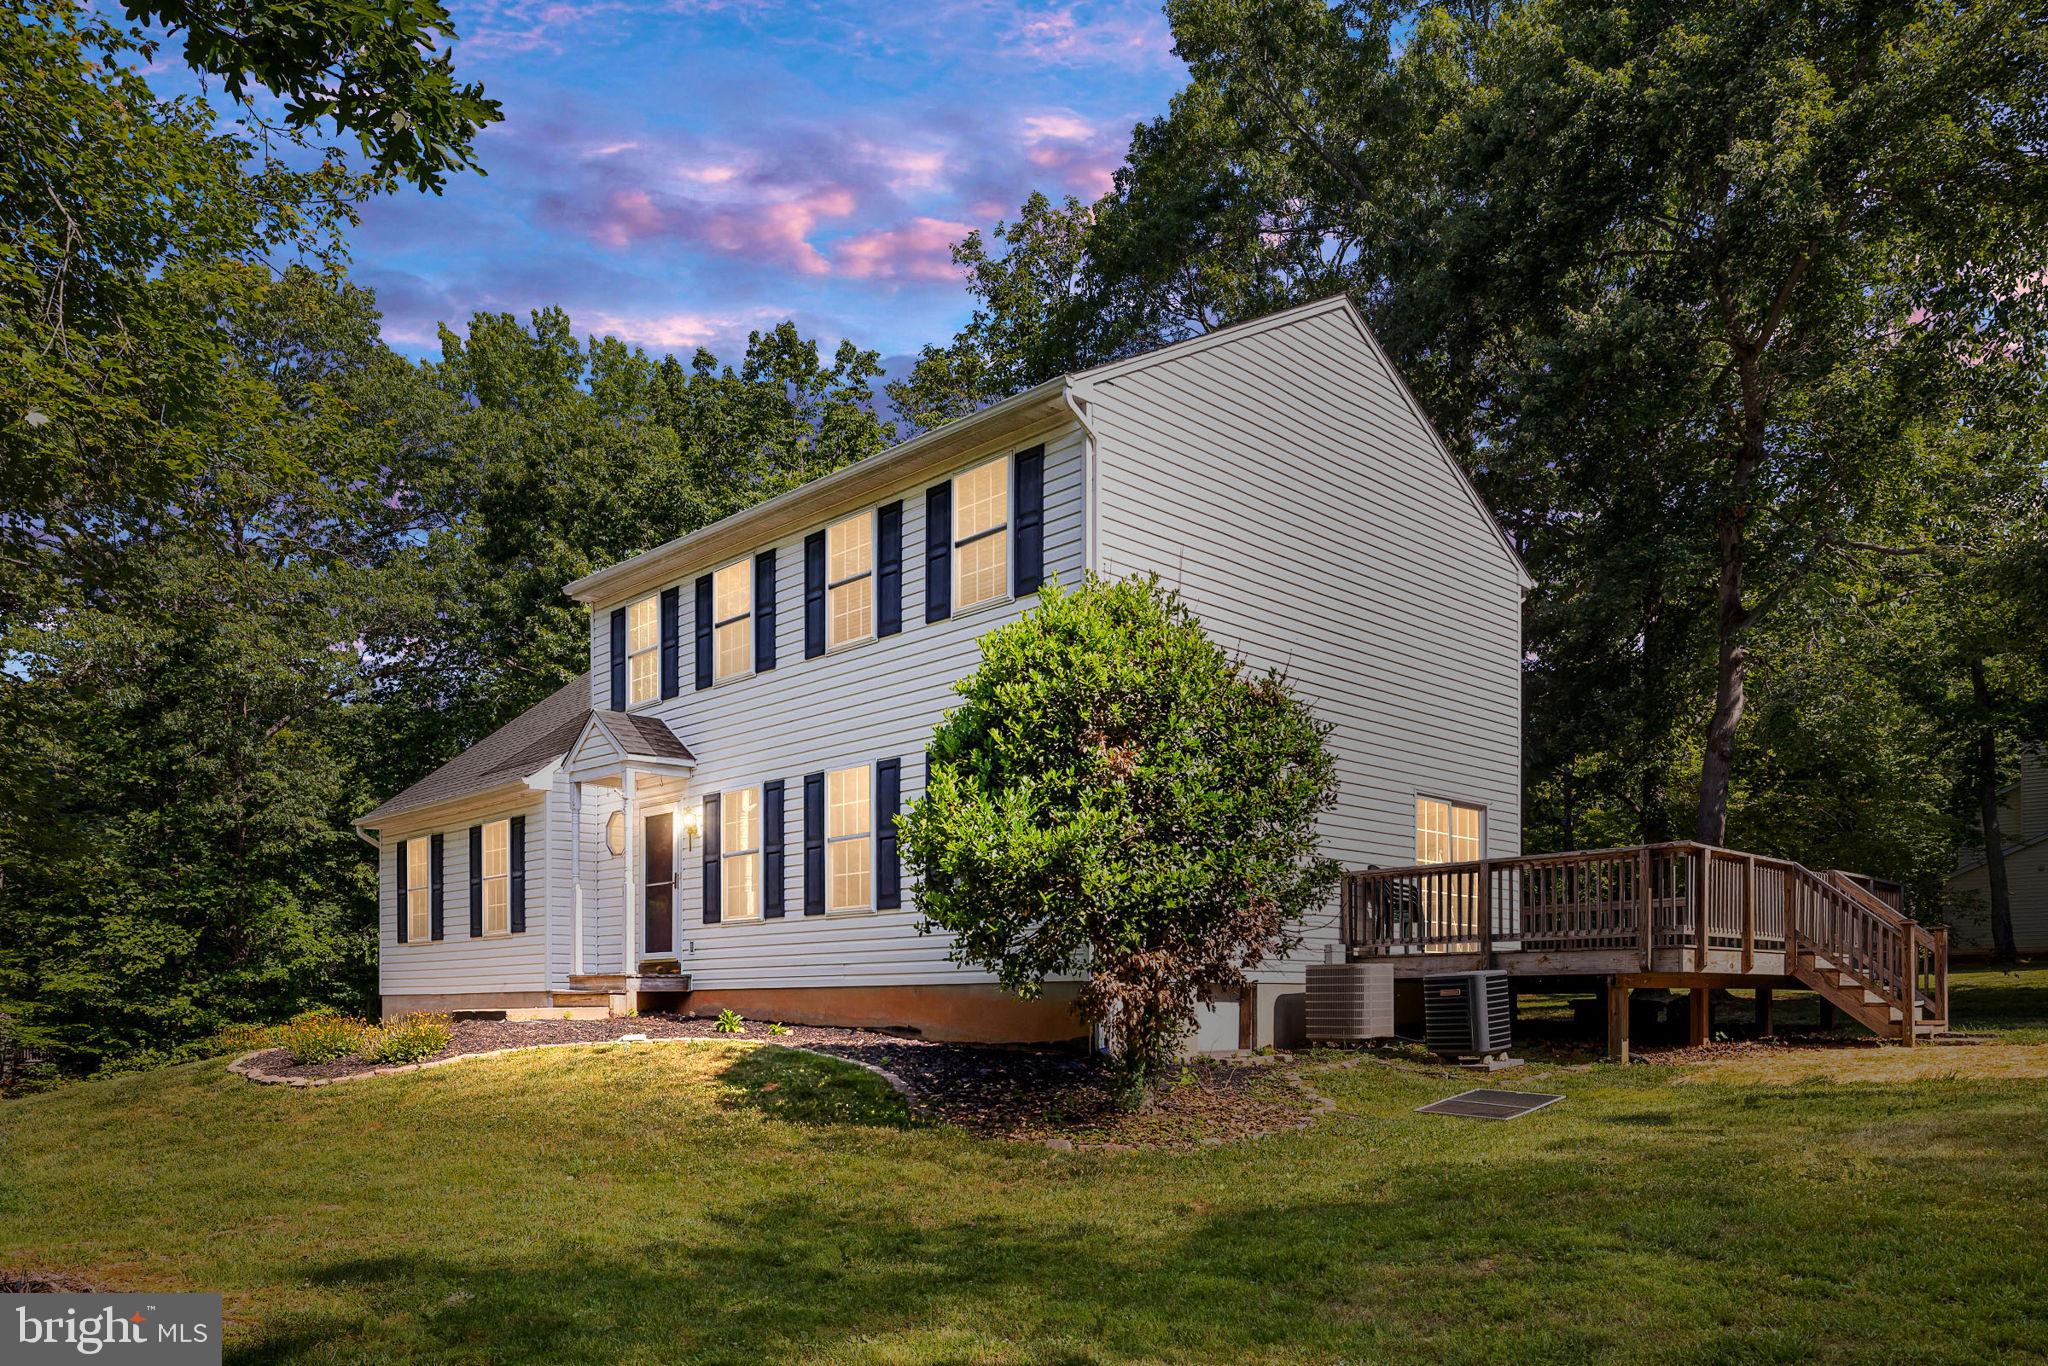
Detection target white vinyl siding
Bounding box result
[626,595,659,706]
[826,764,873,913]
[1088,300,1525,977]
[713,559,752,682]
[378,797,549,1003]
[721,787,762,922]
[827,510,875,649]
[634,420,1084,987]
[953,455,1008,610]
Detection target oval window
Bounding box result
[605,809,626,856]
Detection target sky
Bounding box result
[336,0,1189,368]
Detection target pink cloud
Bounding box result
[833,216,975,281]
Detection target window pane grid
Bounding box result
[953,457,1008,610]
[405,841,430,940]
[826,765,873,912]
[954,458,1007,539]
[828,577,872,649]
[721,788,761,921]
[482,820,510,934]
[712,560,752,680]
[826,510,875,647]
[626,594,661,704]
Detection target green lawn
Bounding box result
[5,967,2048,1364]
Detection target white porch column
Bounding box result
[622,767,639,975]
[569,779,584,976]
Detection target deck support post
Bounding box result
[1754,987,1773,1038]
[1818,1000,1837,1030]
[1605,978,1630,1064]
[1689,986,1711,1046]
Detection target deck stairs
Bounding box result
[1794,869,1949,1040]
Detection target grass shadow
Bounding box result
[711,1044,913,1130]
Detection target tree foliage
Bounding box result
[907,0,2048,905]
[900,577,1341,1100]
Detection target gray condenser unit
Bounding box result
[1423,970,1511,1059]
[1305,962,1395,1043]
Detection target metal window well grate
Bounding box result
[1415,1088,1564,1120]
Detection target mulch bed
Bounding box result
[234,1015,1316,1149]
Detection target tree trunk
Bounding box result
[1970,659,2018,962]
[1696,510,1748,846]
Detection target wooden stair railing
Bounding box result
[1343,842,1947,1044]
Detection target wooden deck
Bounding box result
[1342,841,1948,1060]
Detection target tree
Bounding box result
[900,576,1341,1103]
[124,0,502,191]
[918,0,2048,870]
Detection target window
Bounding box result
[626,595,660,706]
[713,559,752,682]
[405,839,430,942]
[481,819,510,935]
[826,764,873,913]
[721,787,761,921]
[953,456,1008,610]
[826,510,874,649]
[1416,797,1483,950]
[1415,797,1483,865]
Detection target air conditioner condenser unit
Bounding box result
[1305,961,1396,1043]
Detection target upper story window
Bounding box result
[626,595,660,706]
[826,764,872,913]
[480,819,511,935]
[1416,797,1482,865]
[721,786,761,921]
[827,510,875,649]
[713,558,753,682]
[404,839,430,941]
[954,456,1009,610]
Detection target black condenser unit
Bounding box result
[1423,970,1512,1058]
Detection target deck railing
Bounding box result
[1344,842,1942,1028]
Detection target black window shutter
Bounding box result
[925,483,952,621]
[608,607,627,710]
[876,758,901,910]
[763,779,786,919]
[877,500,903,637]
[701,793,722,924]
[1014,444,1045,596]
[803,771,825,915]
[659,586,680,698]
[394,839,408,943]
[468,824,484,937]
[429,832,445,940]
[755,549,777,672]
[693,574,714,691]
[509,815,527,933]
[803,530,826,658]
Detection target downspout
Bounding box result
[1063,382,1100,576]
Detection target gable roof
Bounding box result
[565,709,698,772]
[561,295,1532,607]
[356,673,595,830]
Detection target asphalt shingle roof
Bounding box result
[357,673,694,828]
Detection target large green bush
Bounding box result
[902,575,1340,1103]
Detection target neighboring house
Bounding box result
[353,296,1533,1046]
[1946,749,2048,957]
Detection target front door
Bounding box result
[643,810,675,956]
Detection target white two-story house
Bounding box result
[354,296,1533,1048]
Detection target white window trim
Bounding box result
[711,558,754,685]
[720,785,763,923]
[625,594,661,710]
[952,456,1011,614]
[825,762,875,917]
[825,509,877,654]
[480,818,512,938]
